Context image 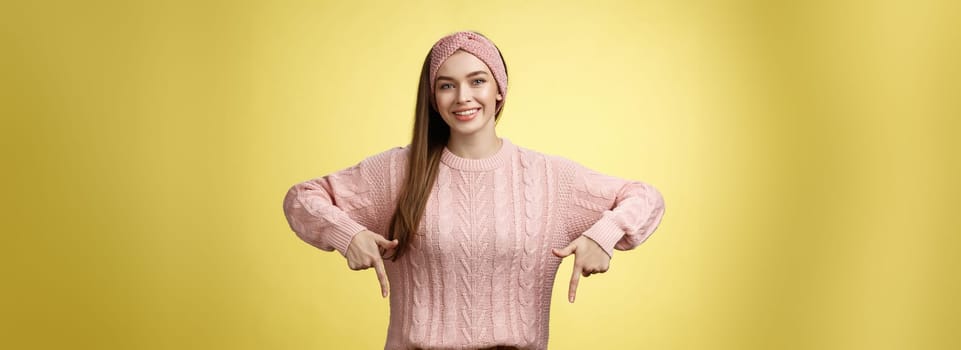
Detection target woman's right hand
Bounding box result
[345,230,399,298]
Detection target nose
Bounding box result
[456,85,472,103]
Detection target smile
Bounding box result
[453,108,480,121]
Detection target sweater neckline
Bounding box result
[441,137,515,171]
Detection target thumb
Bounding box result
[375,235,399,248]
[553,243,576,258]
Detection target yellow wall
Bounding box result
[2,0,958,349]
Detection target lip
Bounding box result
[452,108,480,121]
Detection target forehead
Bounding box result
[436,50,492,78]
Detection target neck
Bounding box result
[446,133,503,159]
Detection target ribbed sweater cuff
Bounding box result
[581,218,624,258]
[327,216,368,257]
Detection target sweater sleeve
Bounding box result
[282,149,398,257]
[566,161,666,258]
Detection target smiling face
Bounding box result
[433,50,504,138]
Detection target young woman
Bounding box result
[283,30,666,350]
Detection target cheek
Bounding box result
[433,94,450,110]
[480,87,497,100]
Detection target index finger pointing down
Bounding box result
[569,265,581,303]
[374,257,389,298]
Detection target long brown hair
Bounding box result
[385,31,508,261]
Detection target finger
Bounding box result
[381,246,397,259]
[380,239,399,258]
[376,236,399,248]
[374,257,389,298]
[553,243,576,258]
[569,265,581,303]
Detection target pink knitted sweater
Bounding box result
[282,137,666,350]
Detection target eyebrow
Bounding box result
[436,71,489,82]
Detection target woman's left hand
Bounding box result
[552,235,611,303]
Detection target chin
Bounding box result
[449,117,493,134]
[450,125,483,136]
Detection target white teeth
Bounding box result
[454,108,479,116]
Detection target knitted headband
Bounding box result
[428,31,508,113]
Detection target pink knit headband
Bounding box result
[428,31,508,113]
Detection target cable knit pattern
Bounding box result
[517,149,543,344]
[491,164,510,343]
[282,138,666,350]
[437,165,456,346]
[454,170,474,343]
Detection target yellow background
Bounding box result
[2,0,959,349]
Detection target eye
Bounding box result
[439,83,452,89]
[473,79,486,85]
